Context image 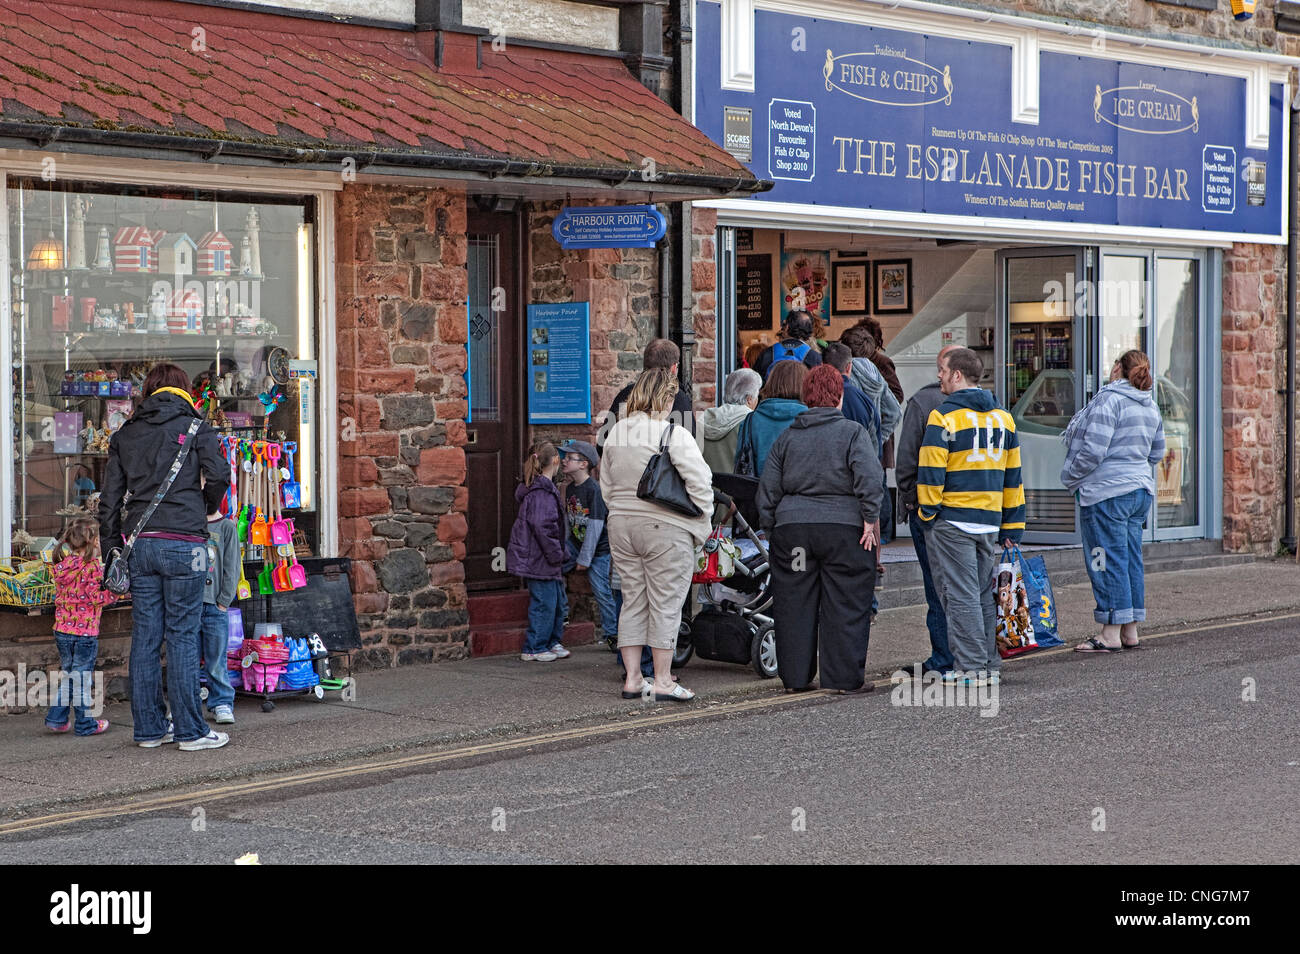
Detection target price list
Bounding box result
[736,254,773,331]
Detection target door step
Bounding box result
[468,591,596,657]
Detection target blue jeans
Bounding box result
[1079,489,1149,625]
[525,579,566,654]
[128,536,207,743]
[909,510,952,673]
[200,603,235,711]
[564,540,618,639]
[46,632,100,735]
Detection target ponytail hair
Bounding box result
[522,442,558,486]
[58,516,99,559]
[1117,349,1153,391]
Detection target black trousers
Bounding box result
[769,522,877,691]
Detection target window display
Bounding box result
[6,178,320,568]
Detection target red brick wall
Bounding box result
[1222,242,1285,553]
[691,206,719,409]
[336,183,472,667]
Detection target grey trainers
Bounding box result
[213,705,235,725]
[178,730,230,751]
[137,722,175,748]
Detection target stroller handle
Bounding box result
[713,488,734,508]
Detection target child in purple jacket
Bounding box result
[505,442,570,662]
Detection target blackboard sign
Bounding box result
[736,254,773,331]
[236,557,361,652]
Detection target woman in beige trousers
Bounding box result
[600,369,714,702]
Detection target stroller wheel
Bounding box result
[751,624,778,679]
[672,620,694,669]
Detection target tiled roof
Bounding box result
[0,0,763,190]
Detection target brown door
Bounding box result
[465,210,524,589]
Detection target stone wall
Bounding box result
[691,206,719,409]
[1222,242,1286,554]
[335,182,472,668]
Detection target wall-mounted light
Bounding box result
[1231,0,1256,20]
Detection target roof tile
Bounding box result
[0,0,756,185]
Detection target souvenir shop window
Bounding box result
[5,177,321,572]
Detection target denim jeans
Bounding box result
[564,539,618,639]
[46,632,101,735]
[128,536,207,743]
[1079,488,1149,625]
[525,579,566,654]
[199,603,235,711]
[908,511,953,673]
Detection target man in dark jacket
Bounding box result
[598,338,694,455]
[894,345,959,677]
[823,343,882,453]
[752,310,824,381]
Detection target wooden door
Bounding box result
[465,211,524,588]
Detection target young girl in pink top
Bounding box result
[46,517,116,736]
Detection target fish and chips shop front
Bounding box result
[693,0,1296,550]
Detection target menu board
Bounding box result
[736,254,773,331]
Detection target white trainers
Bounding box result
[137,722,175,748]
[520,651,559,662]
[213,705,235,725]
[178,730,230,751]
[548,644,571,659]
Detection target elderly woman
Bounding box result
[734,360,807,477]
[757,365,883,693]
[99,363,231,750]
[697,367,761,473]
[600,368,714,701]
[1062,349,1166,652]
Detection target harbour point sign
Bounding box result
[696,3,1286,240]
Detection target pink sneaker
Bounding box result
[47,722,70,733]
[87,719,109,736]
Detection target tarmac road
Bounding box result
[2,616,1296,864]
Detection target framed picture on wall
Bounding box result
[873,259,913,314]
[831,260,870,316]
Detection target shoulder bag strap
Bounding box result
[120,417,203,556]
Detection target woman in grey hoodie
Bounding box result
[1060,350,1166,653]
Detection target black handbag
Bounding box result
[102,417,203,595]
[636,422,704,518]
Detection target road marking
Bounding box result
[0,691,834,837]
[5,608,1294,838]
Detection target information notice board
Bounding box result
[736,254,773,331]
[526,302,591,424]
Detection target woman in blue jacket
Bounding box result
[1061,350,1166,653]
[734,360,808,477]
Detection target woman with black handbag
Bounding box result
[99,363,231,750]
[600,368,713,702]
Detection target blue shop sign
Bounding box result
[552,205,668,249]
[696,3,1285,239]
[527,303,592,424]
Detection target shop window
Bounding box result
[5,178,320,560]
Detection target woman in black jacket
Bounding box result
[99,363,231,750]
[757,365,883,693]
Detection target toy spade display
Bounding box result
[237,442,253,542]
[236,546,252,601]
[281,441,302,509]
[249,442,270,545]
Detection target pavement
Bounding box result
[2,557,1299,820]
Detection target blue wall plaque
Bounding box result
[527,303,592,424]
[552,205,668,249]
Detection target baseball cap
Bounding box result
[560,439,599,469]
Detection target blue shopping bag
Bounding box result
[1015,547,1062,648]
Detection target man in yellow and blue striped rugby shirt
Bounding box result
[915,347,1026,687]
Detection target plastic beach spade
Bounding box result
[268,444,292,545]
[236,545,252,601]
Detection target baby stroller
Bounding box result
[673,474,777,678]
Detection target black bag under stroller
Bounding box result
[674,474,776,678]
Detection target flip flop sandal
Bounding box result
[654,683,696,703]
[1121,641,1142,650]
[621,680,653,700]
[1075,637,1122,653]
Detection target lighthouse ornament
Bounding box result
[92,226,112,272]
[243,206,262,278]
[68,196,89,271]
